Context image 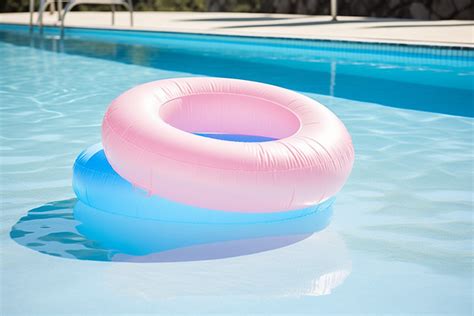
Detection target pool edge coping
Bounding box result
[1,21,473,50]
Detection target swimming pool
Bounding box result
[0,24,473,315]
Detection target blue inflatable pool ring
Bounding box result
[72,143,334,255]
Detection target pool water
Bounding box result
[0,25,473,315]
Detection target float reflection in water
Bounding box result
[74,199,333,256]
[11,199,351,296]
[11,197,334,263]
[108,230,352,298]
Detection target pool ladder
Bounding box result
[29,0,133,32]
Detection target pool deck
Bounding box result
[1,11,473,48]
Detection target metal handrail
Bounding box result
[29,0,63,29]
[61,0,133,30]
[29,0,133,31]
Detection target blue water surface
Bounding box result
[0,24,473,315]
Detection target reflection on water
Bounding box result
[10,198,352,296]
[11,198,333,262]
[106,230,352,297]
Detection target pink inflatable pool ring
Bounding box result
[102,77,354,213]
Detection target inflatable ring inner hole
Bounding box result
[159,93,301,142]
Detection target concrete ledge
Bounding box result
[1,12,473,48]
